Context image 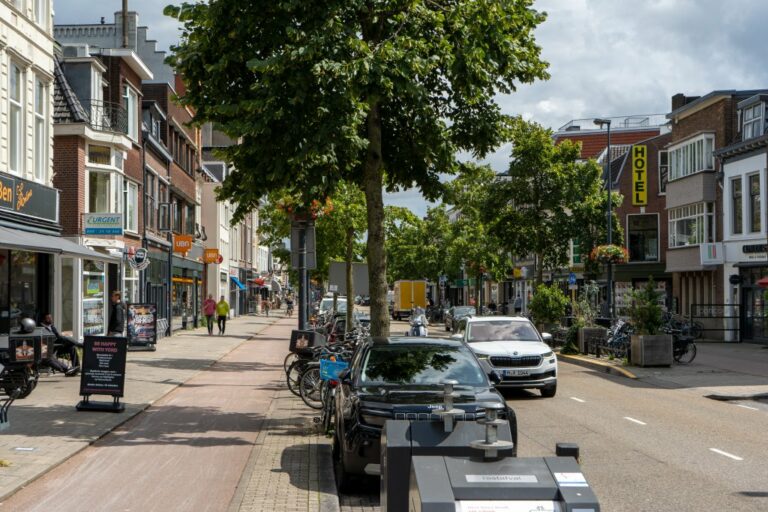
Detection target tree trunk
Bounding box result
[345,226,354,330]
[535,252,544,287]
[363,102,389,337]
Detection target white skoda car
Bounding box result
[453,316,558,397]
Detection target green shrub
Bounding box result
[628,277,663,335]
[529,284,568,325]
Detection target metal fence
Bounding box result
[81,100,128,134]
[689,304,740,342]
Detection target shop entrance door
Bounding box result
[741,286,768,343]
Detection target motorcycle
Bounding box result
[0,319,55,399]
[407,313,429,337]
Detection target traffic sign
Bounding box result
[568,272,577,285]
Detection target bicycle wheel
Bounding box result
[690,322,703,340]
[286,360,307,397]
[321,386,335,434]
[299,366,324,409]
[283,352,299,374]
[676,342,697,364]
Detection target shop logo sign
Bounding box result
[203,248,220,264]
[84,213,124,235]
[632,145,648,206]
[174,235,194,254]
[128,247,150,271]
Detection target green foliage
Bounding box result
[485,118,620,283]
[528,284,568,325]
[560,323,581,355]
[573,281,599,327]
[443,163,510,283]
[166,0,549,335]
[628,277,663,335]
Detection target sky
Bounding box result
[53,0,768,216]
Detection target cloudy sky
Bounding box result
[53,0,768,215]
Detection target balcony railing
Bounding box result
[80,100,128,134]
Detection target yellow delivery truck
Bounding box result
[392,280,428,320]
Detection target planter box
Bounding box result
[630,334,672,367]
[578,327,606,354]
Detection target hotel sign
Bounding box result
[84,213,123,235]
[0,173,58,223]
[631,145,647,206]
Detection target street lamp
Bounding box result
[594,118,613,320]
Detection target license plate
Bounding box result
[502,369,530,377]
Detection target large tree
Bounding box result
[487,118,618,284]
[166,0,549,336]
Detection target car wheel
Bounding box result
[506,406,518,457]
[333,434,353,494]
[541,383,557,398]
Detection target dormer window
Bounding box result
[743,103,764,140]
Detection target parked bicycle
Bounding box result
[603,319,633,359]
[664,327,697,364]
[662,311,703,339]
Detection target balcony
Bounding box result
[80,100,128,134]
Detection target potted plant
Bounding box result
[528,284,568,335]
[573,281,606,354]
[628,277,672,367]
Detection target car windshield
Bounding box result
[454,307,475,316]
[467,321,541,342]
[359,344,487,386]
[320,299,347,312]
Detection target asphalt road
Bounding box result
[342,319,768,511]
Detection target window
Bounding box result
[34,0,47,27]
[627,215,658,262]
[146,173,156,230]
[9,62,23,175]
[123,181,138,232]
[749,174,761,233]
[123,84,138,141]
[172,199,182,233]
[186,204,195,235]
[88,171,122,213]
[658,150,668,194]
[34,77,46,182]
[668,202,715,248]
[743,104,763,140]
[732,177,743,235]
[668,134,715,181]
[124,266,139,304]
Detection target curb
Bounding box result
[0,314,284,504]
[705,393,768,401]
[558,353,638,379]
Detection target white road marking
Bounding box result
[709,448,743,461]
[570,397,585,403]
[736,404,759,411]
[623,416,646,425]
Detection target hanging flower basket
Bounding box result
[590,244,628,264]
[276,196,334,220]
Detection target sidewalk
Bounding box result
[0,313,283,503]
[559,341,768,398]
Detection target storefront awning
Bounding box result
[250,277,266,286]
[230,276,246,290]
[271,279,282,293]
[0,225,119,261]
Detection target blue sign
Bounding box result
[568,272,577,285]
[84,213,123,235]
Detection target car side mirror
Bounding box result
[488,370,502,385]
[541,332,553,344]
[337,368,352,385]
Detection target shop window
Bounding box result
[0,250,8,334]
[627,215,658,262]
[732,177,743,235]
[749,174,761,232]
[61,257,74,333]
[10,251,38,325]
[83,260,106,336]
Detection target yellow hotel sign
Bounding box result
[632,145,647,205]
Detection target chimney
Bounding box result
[671,93,687,111]
[122,0,129,48]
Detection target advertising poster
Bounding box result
[127,304,157,345]
[79,336,128,397]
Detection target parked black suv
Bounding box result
[332,336,517,490]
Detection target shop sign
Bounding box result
[0,172,58,223]
[173,235,194,254]
[127,304,157,346]
[631,145,648,206]
[742,243,767,254]
[513,268,522,278]
[127,247,150,271]
[84,213,123,235]
[700,243,724,265]
[79,336,127,398]
[203,248,220,264]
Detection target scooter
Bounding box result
[407,314,429,337]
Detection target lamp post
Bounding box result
[594,118,613,320]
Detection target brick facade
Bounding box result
[52,135,86,236]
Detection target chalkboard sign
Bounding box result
[76,336,127,412]
[127,303,157,346]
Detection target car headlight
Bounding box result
[542,351,554,358]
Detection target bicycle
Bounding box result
[666,328,697,364]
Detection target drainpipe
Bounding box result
[140,131,147,303]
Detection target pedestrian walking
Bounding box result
[108,291,126,336]
[513,294,523,315]
[261,297,271,317]
[202,294,216,336]
[216,296,230,335]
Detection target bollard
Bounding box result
[433,380,464,432]
[469,403,514,460]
